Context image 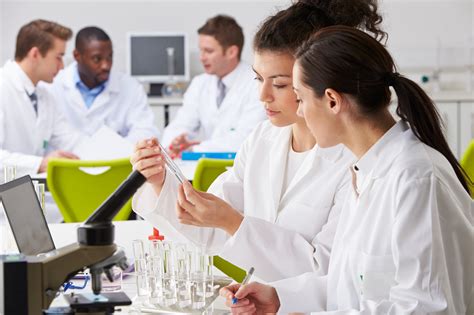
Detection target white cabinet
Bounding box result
[459,102,474,156]
[389,97,473,159]
[435,102,459,157]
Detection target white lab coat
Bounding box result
[273,121,474,314]
[133,120,354,281]
[161,62,266,152]
[0,60,82,177]
[50,63,159,144]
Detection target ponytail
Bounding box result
[295,26,472,195]
[391,75,471,194]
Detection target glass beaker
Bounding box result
[161,47,184,97]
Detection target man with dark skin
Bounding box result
[51,26,159,144]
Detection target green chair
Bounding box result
[191,158,246,281]
[47,157,133,222]
[460,140,474,198]
[192,158,234,191]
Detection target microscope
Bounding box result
[0,171,146,314]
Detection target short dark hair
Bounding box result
[198,15,244,59]
[15,19,72,61]
[75,26,111,52]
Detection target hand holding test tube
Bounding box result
[232,267,255,304]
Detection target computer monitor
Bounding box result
[127,32,190,85]
[0,176,55,256]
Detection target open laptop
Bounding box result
[0,175,55,255]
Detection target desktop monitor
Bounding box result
[0,176,55,255]
[127,32,190,88]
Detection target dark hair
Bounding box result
[15,19,72,61]
[75,26,111,52]
[198,15,244,59]
[254,0,386,54]
[295,26,471,194]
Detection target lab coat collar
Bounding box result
[3,60,35,94]
[219,61,246,91]
[314,143,346,163]
[281,143,347,203]
[268,125,293,220]
[352,120,409,194]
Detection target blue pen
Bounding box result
[232,267,255,304]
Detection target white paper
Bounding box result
[73,126,134,160]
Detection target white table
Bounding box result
[48,220,230,313]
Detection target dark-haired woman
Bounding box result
[222,26,473,314]
[131,0,385,282]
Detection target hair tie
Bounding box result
[385,72,400,86]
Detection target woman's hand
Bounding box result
[220,282,280,314]
[131,138,166,195]
[176,181,244,235]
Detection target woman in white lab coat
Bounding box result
[132,0,386,282]
[221,26,474,314]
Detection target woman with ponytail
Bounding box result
[132,1,385,282]
[222,26,473,314]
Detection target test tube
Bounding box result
[147,239,164,306]
[132,239,149,306]
[32,181,45,211]
[190,245,213,310]
[162,241,178,307]
[3,165,16,183]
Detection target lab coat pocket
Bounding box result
[357,251,396,302]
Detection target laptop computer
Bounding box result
[0,175,55,255]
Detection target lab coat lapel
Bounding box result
[355,123,411,197]
[268,126,292,220]
[63,66,88,113]
[279,146,318,205]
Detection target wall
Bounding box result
[0,0,472,81]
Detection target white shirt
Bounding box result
[50,62,160,144]
[0,60,82,177]
[133,120,354,281]
[161,62,266,152]
[281,143,310,199]
[273,121,474,314]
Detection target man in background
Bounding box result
[0,19,81,177]
[162,15,265,156]
[51,26,159,144]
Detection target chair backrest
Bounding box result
[192,158,234,192]
[460,140,474,198]
[47,158,133,222]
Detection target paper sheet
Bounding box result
[73,126,133,160]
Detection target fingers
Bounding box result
[188,140,201,146]
[234,282,258,299]
[175,203,198,225]
[135,138,158,151]
[58,151,80,159]
[133,153,164,172]
[177,183,196,212]
[230,299,256,314]
[181,181,204,207]
[220,283,241,305]
[131,145,161,165]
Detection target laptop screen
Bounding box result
[0,176,55,255]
